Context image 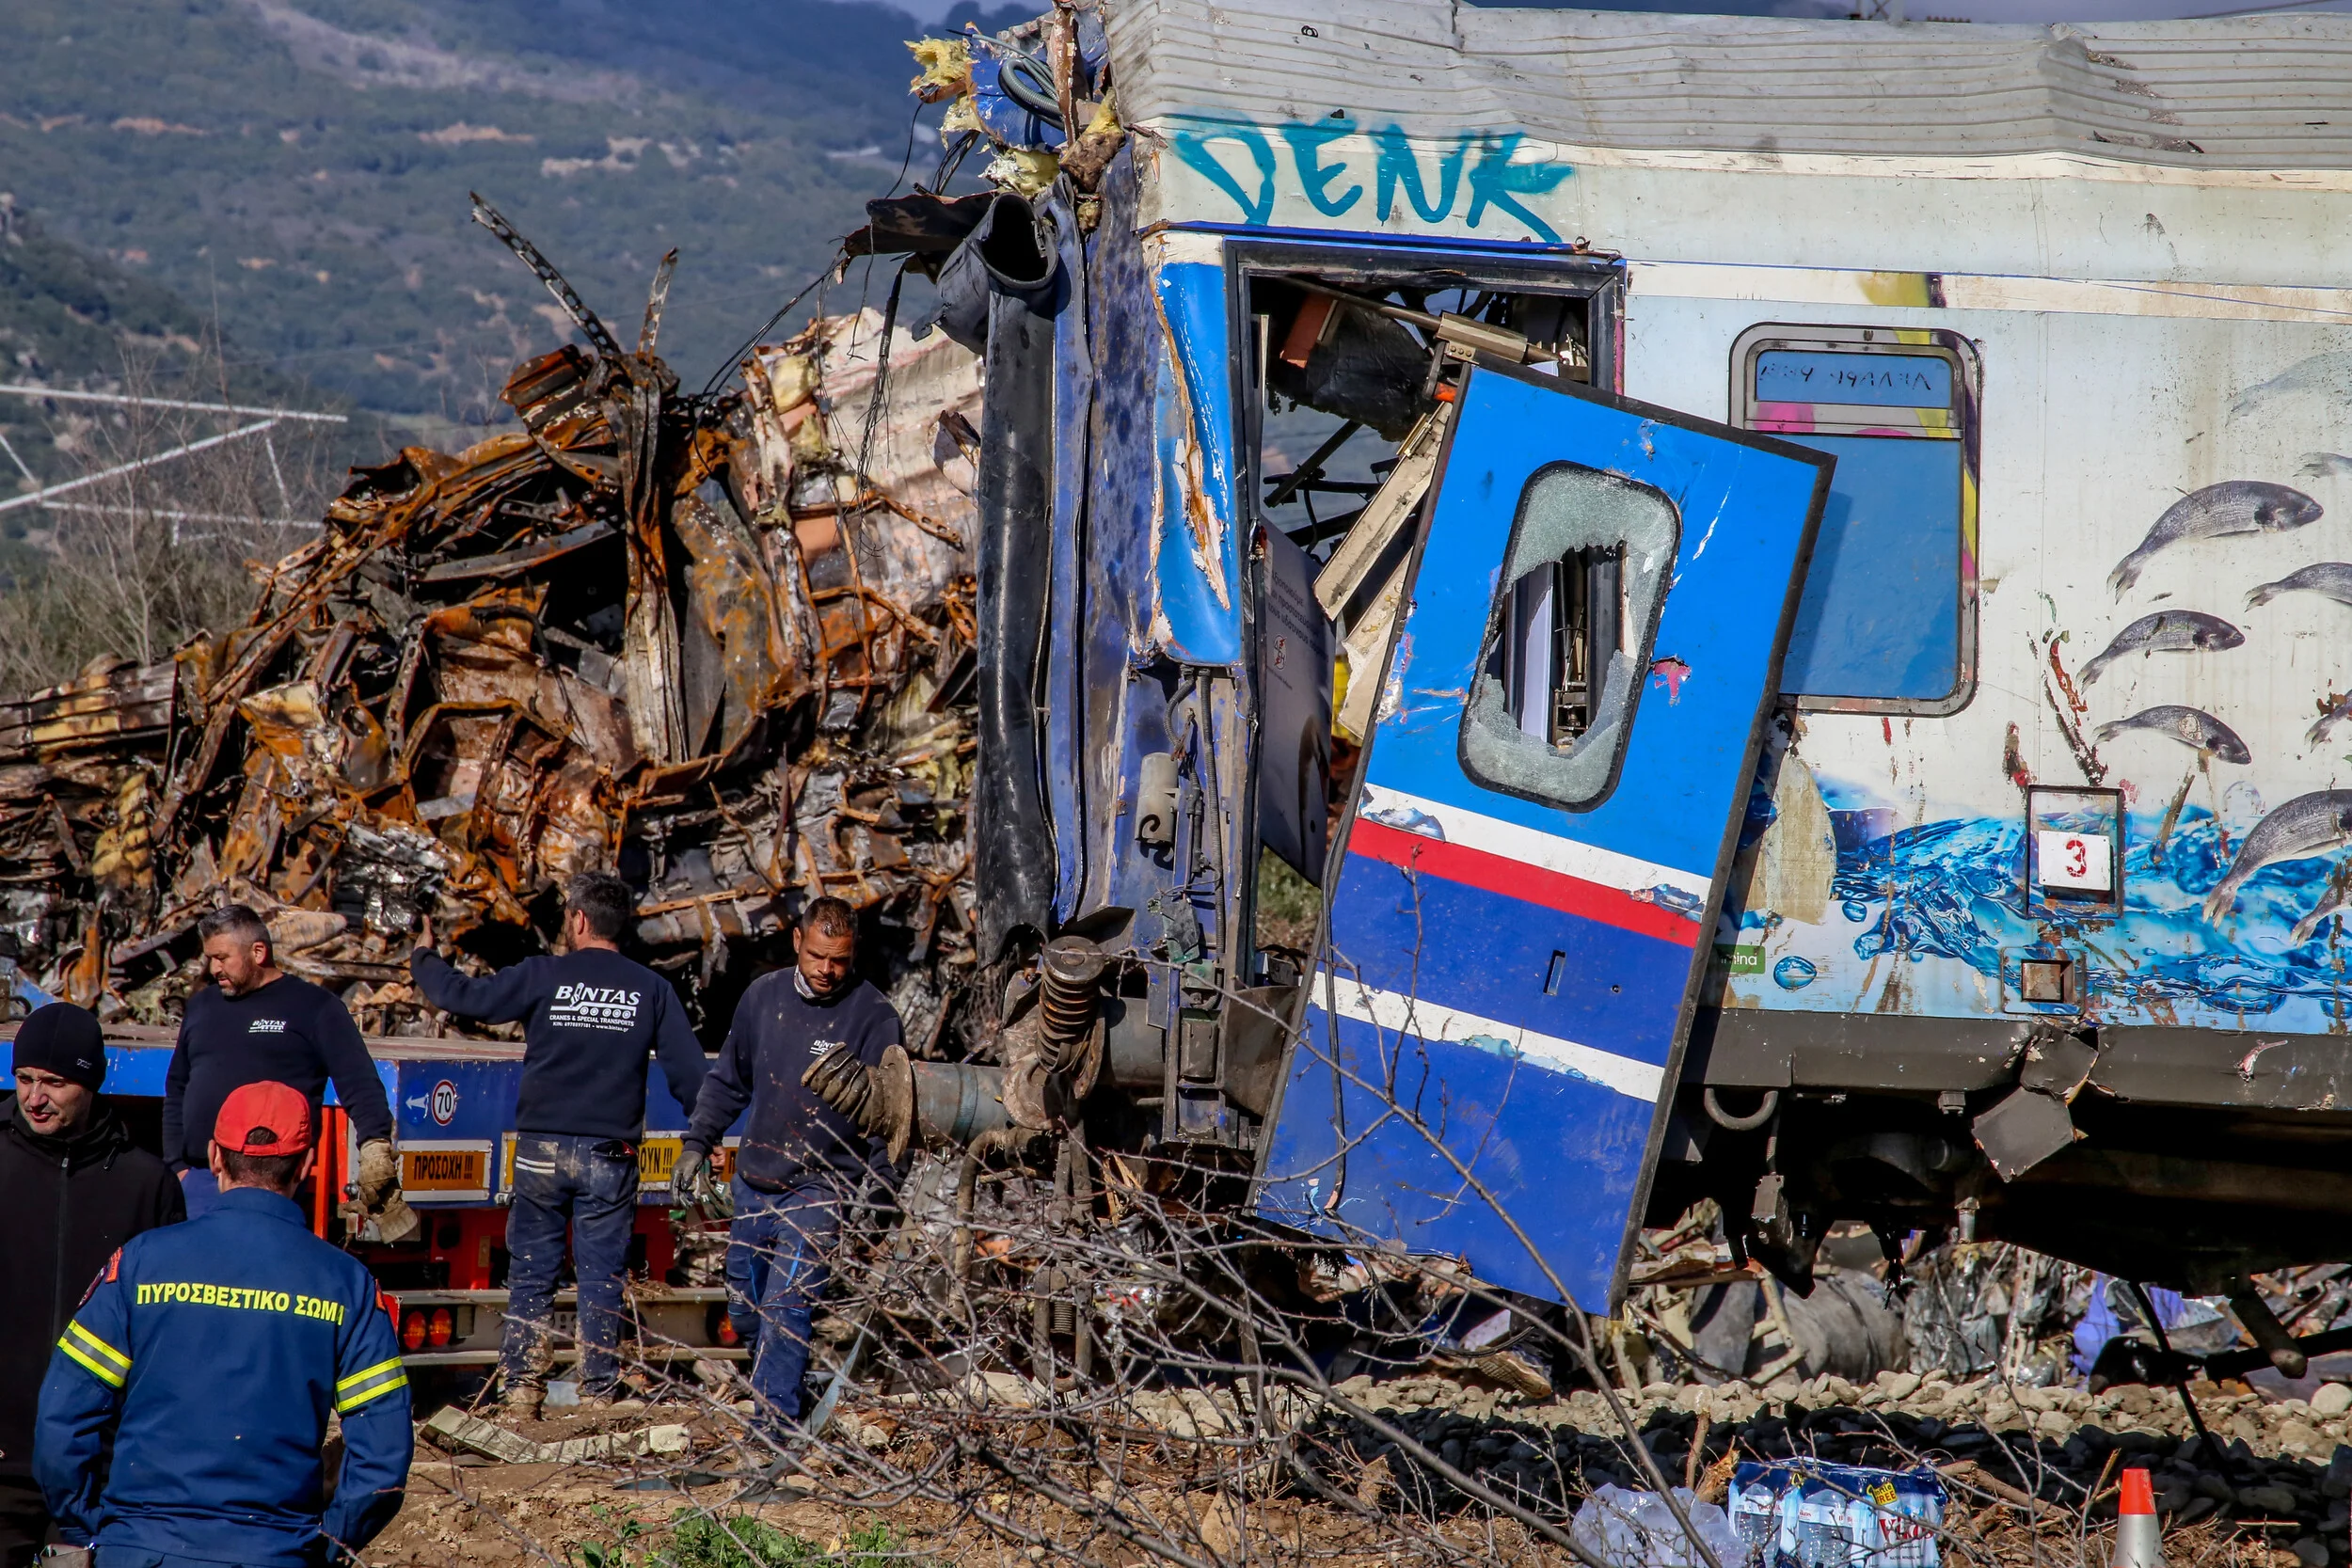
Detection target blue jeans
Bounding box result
[725,1176,842,1432]
[504,1133,639,1393]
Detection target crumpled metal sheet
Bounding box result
[0,255,987,1041]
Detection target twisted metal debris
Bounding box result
[0,215,985,1039]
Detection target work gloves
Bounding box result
[803,1046,883,1134]
[672,1144,722,1213]
[351,1137,420,1244]
[355,1137,399,1206]
[802,1042,913,1164]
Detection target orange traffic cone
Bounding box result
[2112,1467,2164,1568]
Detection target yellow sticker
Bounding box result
[639,1137,682,1187]
[402,1143,490,1196]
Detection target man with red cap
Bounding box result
[33,1080,411,1568]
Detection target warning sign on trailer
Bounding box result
[402,1141,491,1202]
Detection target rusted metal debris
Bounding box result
[0,232,986,1042]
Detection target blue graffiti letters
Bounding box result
[1170,125,1278,227]
[1171,119,1569,239]
[1279,117,1363,217]
[1465,132,1572,243]
[1372,125,1465,224]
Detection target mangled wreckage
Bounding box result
[0,203,984,1049]
[11,0,2352,1398]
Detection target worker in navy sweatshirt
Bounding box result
[410,871,708,1413]
[163,904,397,1225]
[675,896,901,1443]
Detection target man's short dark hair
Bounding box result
[566,871,636,942]
[799,896,856,941]
[218,1142,305,1193]
[198,904,271,956]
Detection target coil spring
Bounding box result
[1039,937,1106,1074]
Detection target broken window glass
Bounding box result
[1461,465,1678,813]
[1241,269,1592,563]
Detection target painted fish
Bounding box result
[2106,482,2324,596]
[2248,562,2352,610]
[2078,610,2244,687]
[2311,691,2352,747]
[2091,705,2251,763]
[2203,789,2352,922]
[2231,352,2352,420]
[2291,885,2352,945]
[2300,452,2352,479]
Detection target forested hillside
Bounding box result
[0,0,998,421]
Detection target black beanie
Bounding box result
[14,1003,105,1092]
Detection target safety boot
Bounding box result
[495,1376,545,1420]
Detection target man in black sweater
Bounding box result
[412,871,708,1412]
[675,897,901,1443]
[163,904,400,1227]
[0,1003,182,1566]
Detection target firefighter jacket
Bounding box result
[33,1184,411,1566]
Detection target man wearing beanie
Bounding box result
[36,1079,410,1568]
[0,1003,181,1566]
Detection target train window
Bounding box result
[1460,464,1677,812]
[1732,325,1979,715]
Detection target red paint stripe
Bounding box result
[1347,819,1701,947]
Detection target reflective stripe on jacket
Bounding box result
[33,1185,410,1566]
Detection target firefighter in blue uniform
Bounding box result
[33,1080,412,1567]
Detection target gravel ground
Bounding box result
[367,1369,2352,1565]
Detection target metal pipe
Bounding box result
[952,1127,1019,1283]
[912,1060,1010,1145]
[1701,1085,1780,1132]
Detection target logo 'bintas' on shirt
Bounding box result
[809,1038,845,1056]
[548,984,644,1033]
[247,1018,287,1034]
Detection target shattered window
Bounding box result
[1461,466,1678,813]
[1244,274,1589,564]
[1235,258,1602,755]
[1733,325,1979,713]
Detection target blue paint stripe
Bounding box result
[1256,1010,1654,1308]
[1329,847,1690,1069]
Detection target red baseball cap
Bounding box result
[214,1081,313,1156]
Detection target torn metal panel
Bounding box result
[1150,244,1243,653]
[0,224,987,1042]
[0,659,177,758]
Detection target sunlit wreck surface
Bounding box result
[0,242,986,1045]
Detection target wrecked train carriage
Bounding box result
[0,304,986,1039]
[816,0,2352,1362]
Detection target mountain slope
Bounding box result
[0,0,977,420]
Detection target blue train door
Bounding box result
[1254,360,1830,1311]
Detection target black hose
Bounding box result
[996,50,1065,128]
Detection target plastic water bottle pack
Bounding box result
[1728,1459,1947,1568]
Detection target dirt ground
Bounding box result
[366,1376,2352,1568]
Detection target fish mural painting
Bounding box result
[2247,562,2352,610]
[1710,430,2352,1046]
[2093,705,2252,764]
[2078,610,2245,686]
[2106,482,2323,596]
[2204,791,2352,923]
